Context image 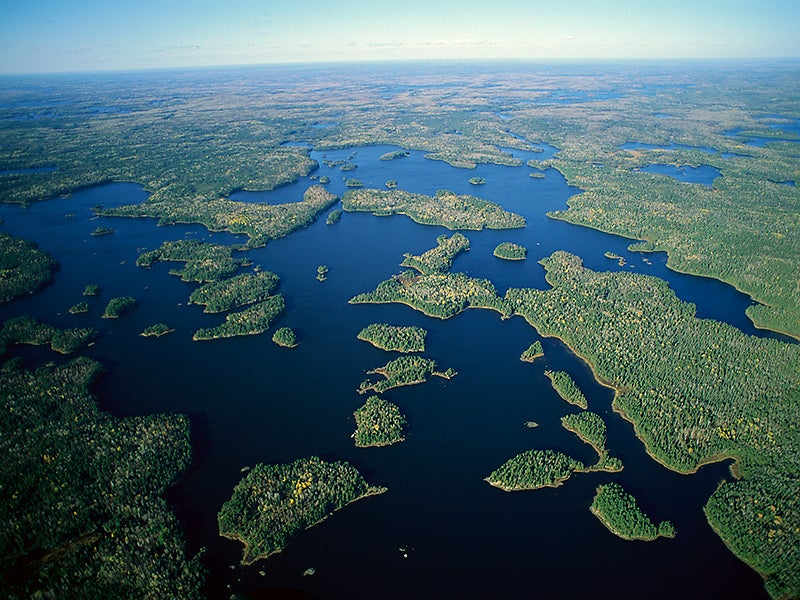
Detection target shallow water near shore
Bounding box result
[0,143,774,599]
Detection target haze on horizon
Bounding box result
[1,0,798,74]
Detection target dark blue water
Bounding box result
[0,145,775,600]
[725,116,800,147]
[636,163,721,187]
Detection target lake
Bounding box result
[0,143,774,599]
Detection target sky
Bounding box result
[0,0,798,73]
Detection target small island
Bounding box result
[82,284,100,296]
[520,340,544,362]
[493,242,527,261]
[590,482,676,541]
[385,179,398,189]
[353,396,407,447]
[357,323,427,353]
[102,296,137,319]
[217,457,386,564]
[272,326,298,348]
[90,226,114,237]
[140,323,174,337]
[485,449,588,491]
[68,301,89,315]
[344,178,363,188]
[358,355,455,394]
[316,265,329,282]
[326,209,342,225]
[379,149,410,161]
[544,370,588,409]
[468,176,486,185]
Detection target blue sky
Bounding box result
[1,0,798,73]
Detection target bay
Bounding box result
[0,142,774,599]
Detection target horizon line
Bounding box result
[2,55,800,77]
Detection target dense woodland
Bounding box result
[218,457,385,564]
[506,251,799,598]
[0,355,204,598]
[272,326,298,348]
[485,449,588,491]
[1,315,96,355]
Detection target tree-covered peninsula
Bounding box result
[400,232,470,275]
[0,232,58,303]
[1,316,96,355]
[103,185,338,248]
[591,482,675,541]
[342,188,525,230]
[137,239,247,283]
[357,323,427,353]
[218,457,386,564]
[188,270,280,313]
[353,396,407,447]
[505,251,800,598]
[0,357,204,598]
[358,355,455,394]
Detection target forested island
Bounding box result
[544,370,588,409]
[218,457,385,564]
[353,396,407,447]
[141,322,174,337]
[357,323,427,353]
[520,340,543,362]
[188,271,280,313]
[493,242,527,261]
[485,449,589,491]
[591,482,676,541]
[101,296,137,319]
[358,355,455,394]
[193,295,285,340]
[137,239,247,283]
[272,326,298,348]
[342,188,525,230]
[562,411,622,471]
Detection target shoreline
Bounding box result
[222,486,387,566]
